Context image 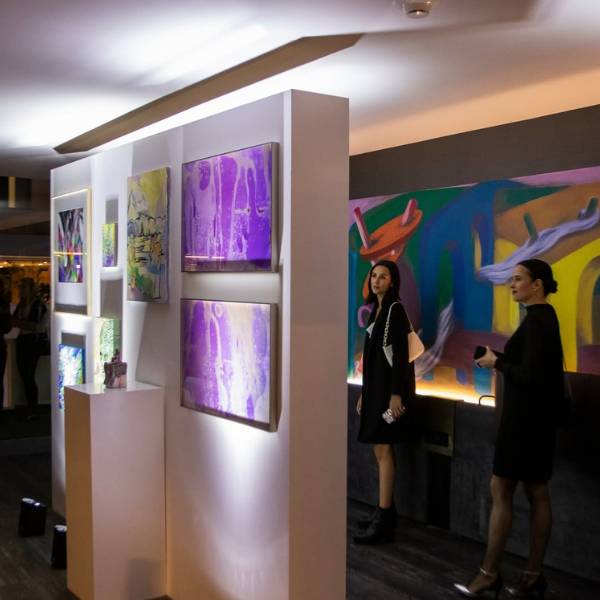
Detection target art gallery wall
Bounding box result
[51,90,349,600]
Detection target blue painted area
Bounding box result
[474,367,493,396]
[418,181,525,343]
[456,368,468,385]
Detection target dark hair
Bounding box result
[366,260,401,317]
[518,259,558,295]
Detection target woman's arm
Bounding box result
[494,314,546,387]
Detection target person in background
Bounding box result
[354,259,416,545]
[0,279,12,411]
[454,259,564,599]
[12,278,48,419]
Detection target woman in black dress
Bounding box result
[12,278,48,418]
[454,259,563,598]
[354,259,416,545]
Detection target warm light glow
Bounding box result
[347,377,495,406]
[51,189,90,201]
[53,251,85,256]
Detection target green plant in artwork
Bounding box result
[94,318,121,384]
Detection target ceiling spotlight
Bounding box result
[400,0,436,18]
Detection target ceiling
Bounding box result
[3,0,600,180]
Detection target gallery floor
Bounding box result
[1,452,598,600]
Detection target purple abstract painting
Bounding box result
[181,299,274,427]
[182,143,276,272]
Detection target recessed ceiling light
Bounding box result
[401,0,436,19]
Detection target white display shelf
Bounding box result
[64,382,165,600]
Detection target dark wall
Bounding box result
[350,103,600,199]
[348,104,600,582]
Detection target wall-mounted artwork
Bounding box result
[58,344,85,410]
[57,208,84,282]
[182,143,277,272]
[102,223,117,267]
[94,318,121,384]
[53,189,91,315]
[127,167,169,302]
[349,166,600,401]
[181,299,275,429]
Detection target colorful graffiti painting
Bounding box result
[94,318,121,384]
[57,208,84,282]
[57,344,85,410]
[127,167,169,302]
[182,143,275,272]
[349,166,600,401]
[181,299,274,428]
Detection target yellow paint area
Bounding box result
[492,238,520,335]
[551,237,600,370]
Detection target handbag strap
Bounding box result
[383,301,414,347]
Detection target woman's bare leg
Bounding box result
[373,444,395,508]
[523,482,552,574]
[466,475,517,592]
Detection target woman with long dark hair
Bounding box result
[454,259,564,598]
[12,278,48,418]
[354,259,416,545]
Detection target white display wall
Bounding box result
[51,90,349,600]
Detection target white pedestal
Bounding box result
[65,382,165,600]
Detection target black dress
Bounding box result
[358,301,416,444]
[493,303,564,482]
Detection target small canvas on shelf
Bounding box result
[57,344,85,410]
[102,223,117,267]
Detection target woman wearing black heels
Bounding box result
[454,259,563,598]
[354,260,416,545]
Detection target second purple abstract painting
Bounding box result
[181,298,275,429]
[182,142,277,272]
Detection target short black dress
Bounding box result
[493,303,564,482]
[358,301,416,444]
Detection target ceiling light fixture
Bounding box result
[401,0,436,18]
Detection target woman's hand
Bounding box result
[476,346,497,369]
[356,395,362,415]
[389,394,406,419]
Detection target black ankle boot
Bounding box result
[353,506,396,545]
[357,506,380,530]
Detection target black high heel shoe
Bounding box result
[506,571,547,598]
[453,568,503,598]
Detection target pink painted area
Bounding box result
[514,165,600,187]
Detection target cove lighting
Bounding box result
[347,377,493,405]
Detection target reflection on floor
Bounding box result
[347,500,600,600]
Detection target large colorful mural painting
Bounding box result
[349,166,600,401]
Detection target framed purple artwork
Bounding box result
[181,298,276,429]
[182,142,277,272]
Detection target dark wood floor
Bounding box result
[1,453,599,599]
[347,501,600,600]
[0,453,69,600]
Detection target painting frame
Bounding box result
[181,142,278,273]
[52,189,92,315]
[180,298,277,431]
